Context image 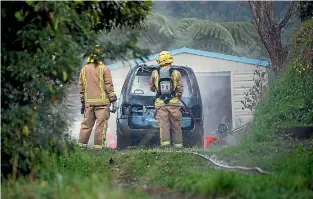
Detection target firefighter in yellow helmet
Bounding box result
[149,51,184,148]
[78,45,117,149]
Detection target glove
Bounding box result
[109,94,117,103]
[110,101,117,113]
[81,101,85,114]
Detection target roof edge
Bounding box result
[107,47,270,70]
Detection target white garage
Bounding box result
[106,47,269,143]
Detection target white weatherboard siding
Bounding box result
[106,65,132,146]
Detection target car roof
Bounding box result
[131,64,193,72]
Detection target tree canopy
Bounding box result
[1,1,152,179]
[128,12,268,59]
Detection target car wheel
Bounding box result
[183,126,204,148]
[116,129,132,150]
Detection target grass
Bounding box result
[2,148,150,199]
[117,142,313,198]
[3,142,312,199]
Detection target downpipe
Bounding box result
[179,98,204,148]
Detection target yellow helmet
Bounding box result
[157,51,174,67]
[87,45,106,64]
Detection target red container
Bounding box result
[204,136,219,148]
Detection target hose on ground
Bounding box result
[122,149,272,175]
[175,99,271,174]
[188,151,272,175]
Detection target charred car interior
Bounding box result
[116,64,204,149]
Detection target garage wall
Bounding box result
[110,66,131,96]
[232,72,255,127]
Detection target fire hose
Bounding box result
[179,98,204,148]
[177,100,271,174]
[121,149,272,175]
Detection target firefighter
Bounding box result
[78,45,117,149]
[149,51,184,148]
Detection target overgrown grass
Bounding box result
[2,148,149,199]
[112,144,313,199]
[211,140,312,170]
[3,141,313,199]
[248,66,313,142]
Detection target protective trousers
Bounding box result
[78,104,110,149]
[156,105,183,147]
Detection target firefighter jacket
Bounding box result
[149,69,184,106]
[78,62,116,106]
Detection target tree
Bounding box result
[153,1,253,22]
[135,13,267,58]
[248,1,299,77]
[1,1,151,179]
[176,18,267,58]
[176,18,235,53]
[299,1,313,22]
[137,13,178,53]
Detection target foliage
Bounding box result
[153,1,254,22]
[221,22,269,59]
[141,2,302,61]
[177,18,235,54]
[133,12,269,59]
[98,27,152,66]
[220,22,259,46]
[241,67,269,112]
[299,1,313,22]
[152,1,299,54]
[247,19,313,142]
[137,13,178,54]
[1,1,152,179]
[248,1,299,77]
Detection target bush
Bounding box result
[1,1,152,180]
[247,19,313,142]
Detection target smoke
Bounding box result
[195,74,234,141]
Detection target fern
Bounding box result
[178,18,235,47]
[141,13,177,37]
[221,22,261,46]
[106,13,268,58]
[176,18,200,34]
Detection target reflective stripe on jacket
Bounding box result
[78,62,116,105]
[149,69,184,106]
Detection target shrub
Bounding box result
[247,19,313,142]
[1,1,152,180]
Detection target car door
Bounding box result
[126,68,159,129]
[126,67,196,130]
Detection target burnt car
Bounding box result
[116,64,204,149]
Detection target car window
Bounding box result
[181,75,191,97]
[130,72,191,97]
[131,75,155,96]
